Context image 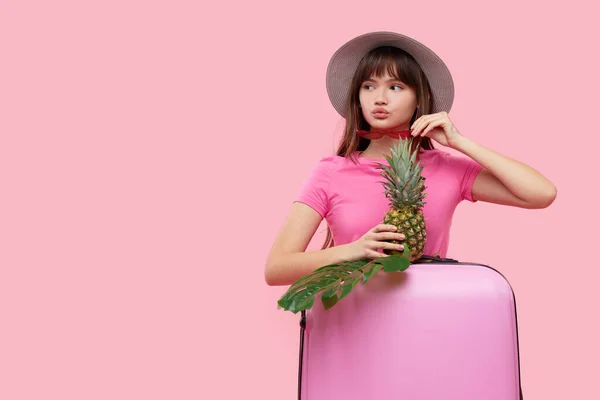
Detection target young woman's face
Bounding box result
[358,72,418,132]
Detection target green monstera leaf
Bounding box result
[277,247,411,314]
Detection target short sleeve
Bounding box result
[294,157,335,218]
[441,153,483,203]
[455,156,483,202]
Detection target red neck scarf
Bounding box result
[356,129,412,140]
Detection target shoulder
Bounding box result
[300,155,344,189]
[309,154,348,174]
[420,148,457,161]
[316,154,344,166]
[420,148,447,162]
[421,148,480,171]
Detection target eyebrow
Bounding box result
[363,77,404,83]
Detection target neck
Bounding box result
[360,137,422,160]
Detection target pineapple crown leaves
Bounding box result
[376,139,427,209]
[277,247,412,314]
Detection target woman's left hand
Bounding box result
[410,111,463,148]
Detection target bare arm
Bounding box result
[265,203,405,286]
[409,111,557,209]
[452,136,557,209]
[264,202,355,286]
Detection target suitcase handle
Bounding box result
[413,254,459,263]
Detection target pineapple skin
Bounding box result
[383,209,426,260]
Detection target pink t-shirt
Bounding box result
[295,149,483,258]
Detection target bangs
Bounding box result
[355,46,421,89]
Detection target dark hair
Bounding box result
[321,46,434,249]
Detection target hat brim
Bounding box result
[326,31,455,117]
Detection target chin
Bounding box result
[365,116,405,129]
[369,121,405,131]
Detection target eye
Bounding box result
[391,85,403,90]
[362,84,374,90]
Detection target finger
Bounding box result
[420,113,449,135]
[369,241,403,251]
[412,119,430,137]
[376,232,406,241]
[413,115,423,124]
[366,249,389,259]
[420,122,439,137]
[410,120,422,136]
[411,114,433,133]
[374,224,398,232]
[377,241,404,251]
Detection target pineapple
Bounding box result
[377,138,427,261]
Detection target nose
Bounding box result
[374,87,387,105]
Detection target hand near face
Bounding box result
[410,111,463,148]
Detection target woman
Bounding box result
[265,31,556,286]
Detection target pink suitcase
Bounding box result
[296,256,524,399]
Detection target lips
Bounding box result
[372,107,389,115]
[372,108,389,119]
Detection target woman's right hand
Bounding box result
[347,224,405,260]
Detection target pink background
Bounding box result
[1,1,598,399]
